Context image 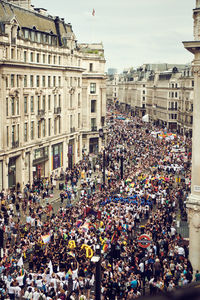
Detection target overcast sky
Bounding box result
[32,0,194,73]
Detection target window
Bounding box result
[48,76,51,87]
[24,123,27,142]
[17,124,19,142]
[43,95,46,111]
[175,92,178,98]
[78,93,81,107]
[43,54,45,63]
[91,100,96,113]
[78,113,80,128]
[37,96,40,113]
[42,75,46,87]
[172,92,174,98]
[24,75,27,87]
[91,118,96,130]
[192,80,194,87]
[143,90,145,95]
[16,99,19,115]
[24,51,27,62]
[78,77,80,87]
[6,98,8,116]
[31,121,34,139]
[58,76,61,87]
[30,52,34,62]
[89,63,93,71]
[11,98,15,115]
[54,95,57,108]
[53,55,56,64]
[42,120,46,137]
[54,119,57,135]
[30,75,34,87]
[143,97,145,101]
[38,121,41,138]
[17,75,19,87]
[11,48,14,59]
[36,75,40,87]
[58,56,61,65]
[48,95,51,110]
[24,96,28,114]
[58,95,61,107]
[24,29,29,39]
[30,96,34,113]
[48,55,51,64]
[36,53,40,63]
[11,74,14,87]
[53,76,56,86]
[12,125,15,143]
[48,118,51,136]
[90,83,96,94]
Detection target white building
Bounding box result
[0,0,106,190]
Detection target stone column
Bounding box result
[183,0,200,273]
[187,65,200,271]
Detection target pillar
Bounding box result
[187,65,200,271]
[183,0,200,272]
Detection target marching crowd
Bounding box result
[0,104,198,300]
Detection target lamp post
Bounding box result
[92,244,101,300]
[103,148,106,187]
[120,153,124,180]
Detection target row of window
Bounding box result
[6,113,91,147]
[6,74,96,94]
[6,95,97,116]
[169,91,178,98]
[19,29,58,46]
[7,118,61,146]
[6,95,63,116]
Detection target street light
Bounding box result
[91,244,101,300]
[103,148,106,187]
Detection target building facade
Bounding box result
[0,0,106,190]
[183,0,200,272]
[108,64,193,134]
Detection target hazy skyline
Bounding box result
[32,0,194,72]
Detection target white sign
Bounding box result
[194,185,200,192]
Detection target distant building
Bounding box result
[108,63,193,135]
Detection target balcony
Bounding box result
[12,141,19,149]
[54,107,61,114]
[168,107,178,111]
[91,126,97,132]
[70,127,75,133]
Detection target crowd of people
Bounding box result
[0,103,197,300]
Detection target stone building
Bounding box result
[110,64,193,134]
[0,0,106,190]
[183,0,200,271]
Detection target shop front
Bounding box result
[8,156,18,188]
[33,146,49,179]
[52,143,63,170]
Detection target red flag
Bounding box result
[92,8,95,16]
